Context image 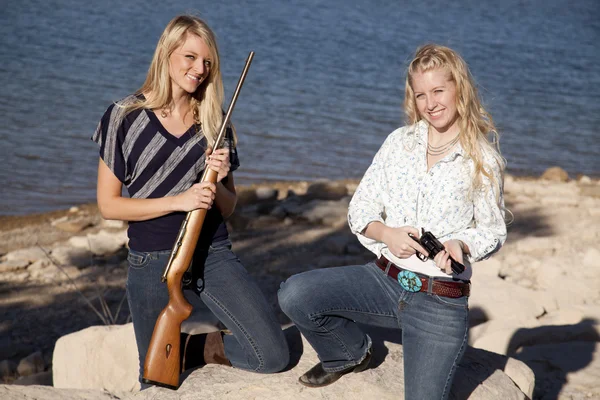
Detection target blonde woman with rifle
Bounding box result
[278,44,507,399]
[93,15,288,388]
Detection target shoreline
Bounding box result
[1,168,597,222]
[0,170,598,257]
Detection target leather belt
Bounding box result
[375,256,470,298]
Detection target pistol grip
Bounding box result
[450,259,466,274]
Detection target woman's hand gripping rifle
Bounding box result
[142,52,255,390]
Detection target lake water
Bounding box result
[1,0,599,215]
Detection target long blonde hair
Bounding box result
[124,15,234,146]
[404,44,504,199]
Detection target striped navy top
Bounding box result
[92,95,240,251]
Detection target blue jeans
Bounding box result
[278,262,468,400]
[126,240,289,383]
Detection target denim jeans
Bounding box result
[278,262,468,400]
[126,240,289,383]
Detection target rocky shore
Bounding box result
[1,168,599,399]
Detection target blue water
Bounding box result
[1,0,599,215]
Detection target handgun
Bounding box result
[409,228,465,274]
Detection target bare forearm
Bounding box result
[363,221,390,242]
[98,195,180,222]
[214,180,237,218]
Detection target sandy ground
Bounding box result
[1,175,599,399]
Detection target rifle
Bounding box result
[142,51,255,390]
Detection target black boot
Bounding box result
[298,346,372,388]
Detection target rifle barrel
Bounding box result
[161,51,255,282]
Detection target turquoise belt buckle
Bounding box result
[397,270,422,292]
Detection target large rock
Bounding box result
[305,180,348,200]
[0,259,30,273]
[51,217,93,233]
[469,318,541,355]
[469,275,556,322]
[4,247,47,263]
[53,324,140,392]
[68,230,128,256]
[255,187,278,202]
[540,166,569,182]
[17,351,44,377]
[52,324,532,399]
[300,198,350,227]
[50,246,93,268]
[534,252,600,308]
[454,347,534,400]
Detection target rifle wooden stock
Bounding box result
[142,52,254,390]
[142,169,218,390]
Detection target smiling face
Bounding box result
[411,68,459,135]
[168,33,212,97]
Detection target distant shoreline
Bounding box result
[1,170,597,221]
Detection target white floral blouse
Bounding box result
[348,120,507,280]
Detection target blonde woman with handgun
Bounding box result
[278,44,507,399]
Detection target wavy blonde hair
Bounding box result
[124,14,235,147]
[404,44,504,200]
